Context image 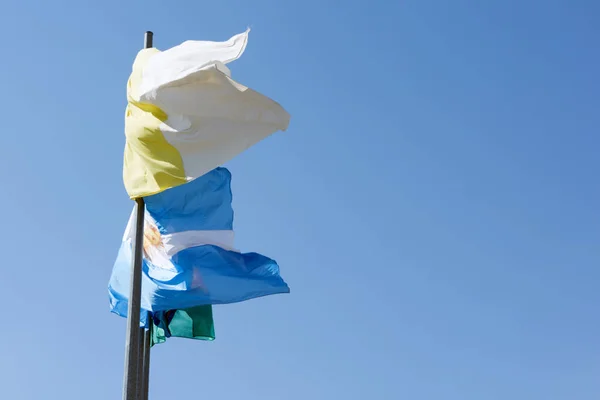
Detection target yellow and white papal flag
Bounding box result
[124,29,290,199]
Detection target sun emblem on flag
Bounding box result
[142,219,164,261]
[141,216,207,293]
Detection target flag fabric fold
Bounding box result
[124,29,290,199]
[151,305,215,346]
[108,167,289,322]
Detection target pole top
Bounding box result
[144,31,154,49]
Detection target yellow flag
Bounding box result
[123,29,290,199]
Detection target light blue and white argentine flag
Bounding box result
[108,167,289,319]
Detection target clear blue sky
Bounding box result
[1,1,598,399]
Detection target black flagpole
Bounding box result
[139,32,153,400]
[122,197,145,400]
[122,31,153,400]
[141,317,151,400]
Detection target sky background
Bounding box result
[1,0,599,399]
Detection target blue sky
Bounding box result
[1,0,599,399]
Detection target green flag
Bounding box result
[151,305,215,346]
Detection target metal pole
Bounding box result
[144,31,153,48]
[122,198,145,400]
[139,33,154,400]
[122,31,153,400]
[141,323,151,399]
[137,325,144,399]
